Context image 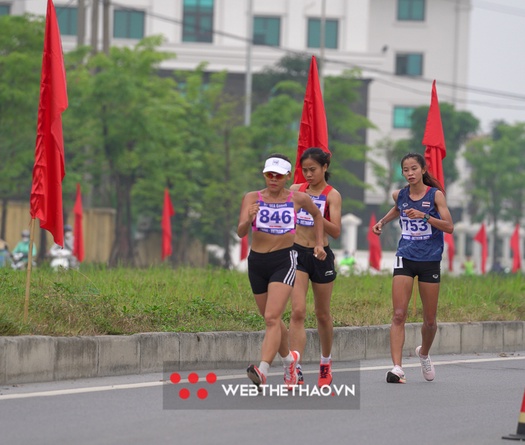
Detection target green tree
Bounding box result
[463,122,525,259]
[0,15,44,238]
[406,103,479,187]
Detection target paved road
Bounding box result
[0,352,524,445]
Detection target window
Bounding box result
[397,0,425,21]
[183,0,214,43]
[0,4,10,15]
[253,16,280,46]
[56,6,77,36]
[395,53,423,76]
[393,106,415,129]
[113,9,145,39]
[307,18,338,49]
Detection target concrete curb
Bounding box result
[0,321,523,384]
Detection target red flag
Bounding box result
[422,80,446,191]
[367,213,382,270]
[161,188,175,261]
[73,183,84,262]
[510,224,521,273]
[474,223,488,274]
[444,232,455,272]
[240,235,249,261]
[294,55,330,184]
[29,0,68,247]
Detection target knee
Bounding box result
[264,313,280,328]
[423,318,437,331]
[315,309,332,326]
[392,309,407,326]
[291,306,306,324]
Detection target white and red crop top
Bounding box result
[296,183,332,227]
[252,191,296,235]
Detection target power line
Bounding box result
[104,1,525,109]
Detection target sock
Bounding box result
[280,351,294,367]
[321,355,331,364]
[258,361,270,377]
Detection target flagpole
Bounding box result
[23,218,37,323]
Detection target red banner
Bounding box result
[161,188,175,261]
[294,55,330,184]
[30,0,68,247]
[367,213,382,270]
[73,183,84,262]
[474,223,488,274]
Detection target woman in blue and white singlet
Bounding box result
[372,153,454,385]
[237,153,326,391]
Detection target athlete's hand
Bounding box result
[248,202,260,222]
[404,209,425,220]
[313,245,327,261]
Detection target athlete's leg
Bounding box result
[390,275,413,367]
[417,281,440,355]
[312,281,334,358]
[289,270,310,358]
[255,281,293,363]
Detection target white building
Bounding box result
[9,0,505,269]
[3,0,472,208]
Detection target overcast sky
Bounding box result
[467,0,525,132]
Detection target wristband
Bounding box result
[422,213,430,222]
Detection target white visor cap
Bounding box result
[262,157,292,175]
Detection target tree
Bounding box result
[0,15,44,239]
[463,122,525,260]
[406,103,479,187]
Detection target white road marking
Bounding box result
[0,355,522,400]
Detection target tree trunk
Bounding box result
[108,174,135,267]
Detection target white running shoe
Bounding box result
[416,345,435,381]
[386,365,406,384]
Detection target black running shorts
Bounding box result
[248,247,298,295]
[294,243,337,284]
[392,256,441,283]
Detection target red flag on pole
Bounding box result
[367,213,382,270]
[73,183,84,262]
[444,232,455,272]
[161,188,175,261]
[510,224,521,273]
[29,0,68,247]
[240,235,249,261]
[422,80,446,191]
[474,223,488,274]
[422,80,453,270]
[293,55,330,184]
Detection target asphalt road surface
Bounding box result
[1,351,524,445]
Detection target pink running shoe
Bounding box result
[386,365,406,384]
[318,360,333,387]
[247,364,266,392]
[284,351,300,389]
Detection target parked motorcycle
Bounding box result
[10,252,36,271]
[49,245,78,271]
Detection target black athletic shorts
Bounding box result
[294,243,337,284]
[248,247,298,295]
[392,256,441,283]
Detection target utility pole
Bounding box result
[91,0,99,54]
[77,0,86,47]
[319,0,326,94]
[244,0,253,126]
[102,0,110,55]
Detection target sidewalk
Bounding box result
[0,321,523,384]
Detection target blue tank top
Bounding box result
[396,187,443,262]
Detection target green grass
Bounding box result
[0,266,523,336]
